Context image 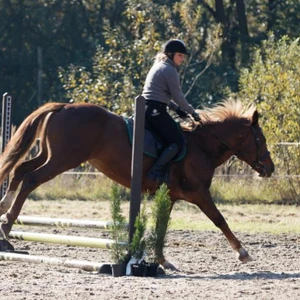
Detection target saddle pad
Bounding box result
[125,118,186,162]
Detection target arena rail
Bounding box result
[10,215,114,229]
[0,215,126,273]
[8,230,122,249]
[0,252,104,272]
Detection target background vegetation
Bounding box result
[0,0,299,202]
[31,171,297,205]
[29,175,300,234]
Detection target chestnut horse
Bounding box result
[0,99,274,268]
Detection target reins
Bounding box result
[198,121,235,153]
[195,120,270,173]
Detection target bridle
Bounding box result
[247,126,270,173]
[199,121,270,175]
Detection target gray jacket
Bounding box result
[142,58,194,114]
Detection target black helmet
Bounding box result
[163,39,190,55]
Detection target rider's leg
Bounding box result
[145,101,185,181]
[147,143,179,180]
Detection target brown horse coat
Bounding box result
[0,100,274,267]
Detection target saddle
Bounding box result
[124,117,186,162]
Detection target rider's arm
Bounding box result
[163,66,194,114]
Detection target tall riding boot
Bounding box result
[147,143,179,182]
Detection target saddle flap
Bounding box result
[124,117,186,162]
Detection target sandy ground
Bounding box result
[0,200,299,300]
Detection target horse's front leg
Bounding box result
[192,188,252,263]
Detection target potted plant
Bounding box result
[145,183,171,276]
[129,201,147,276]
[109,183,128,277]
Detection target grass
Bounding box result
[30,172,299,205]
[20,197,300,235]
[31,174,116,201]
[170,201,300,234]
[25,172,300,235]
[210,176,299,205]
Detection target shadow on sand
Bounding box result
[163,271,300,281]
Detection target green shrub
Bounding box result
[146,184,171,263]
[130,201,147,260]
[238,35,300,204]
[109,183,128,264]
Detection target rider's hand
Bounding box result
[191,111,201,122]
[176,107,188,119]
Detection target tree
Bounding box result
[238,35,300,203]
[1,0,299,125]
[0,0,126,125]
[60,0,222,113]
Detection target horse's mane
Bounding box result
[180,98,256,131]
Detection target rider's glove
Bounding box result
[176,107,188,119]
[191,111,201,122]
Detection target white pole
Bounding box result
[8,231,127,249]
[0,252,104,272]
[12,215,114,229]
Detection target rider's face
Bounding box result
[173,53,185,66]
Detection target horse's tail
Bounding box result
[0,103,67,186]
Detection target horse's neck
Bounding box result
[194,124,236,168]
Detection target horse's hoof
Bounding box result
[162,261,179,271]
[241,255,253,263]
[237,247,253,263]
[0,239,15,252]
[157,265,166,275]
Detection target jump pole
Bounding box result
[10,215,116,230]
[129,95,145,243]
[1,93,12,199]
[0,252,105,272]
[8,231,127,249]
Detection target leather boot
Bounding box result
[147,143,179,182]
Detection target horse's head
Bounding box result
[235,110,275,177]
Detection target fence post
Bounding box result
[1,93,12,199]
[129,95,145,243]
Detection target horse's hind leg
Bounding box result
[0,152,47,216]
[0,157,80,239]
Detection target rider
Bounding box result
[142,39,201,182]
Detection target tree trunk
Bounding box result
[214,0,231,65]
[214,0,238,90]
[37,46,43,107]
[236,0,250,65]
[267,0,277,31]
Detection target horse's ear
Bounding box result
[252,110,259,126]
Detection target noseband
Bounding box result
[248,126,270,172]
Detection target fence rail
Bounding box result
[62,171,299,178]
[276,142,300,146]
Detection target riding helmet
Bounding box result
[163,39,190,55]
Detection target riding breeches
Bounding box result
[145,100,186,152]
